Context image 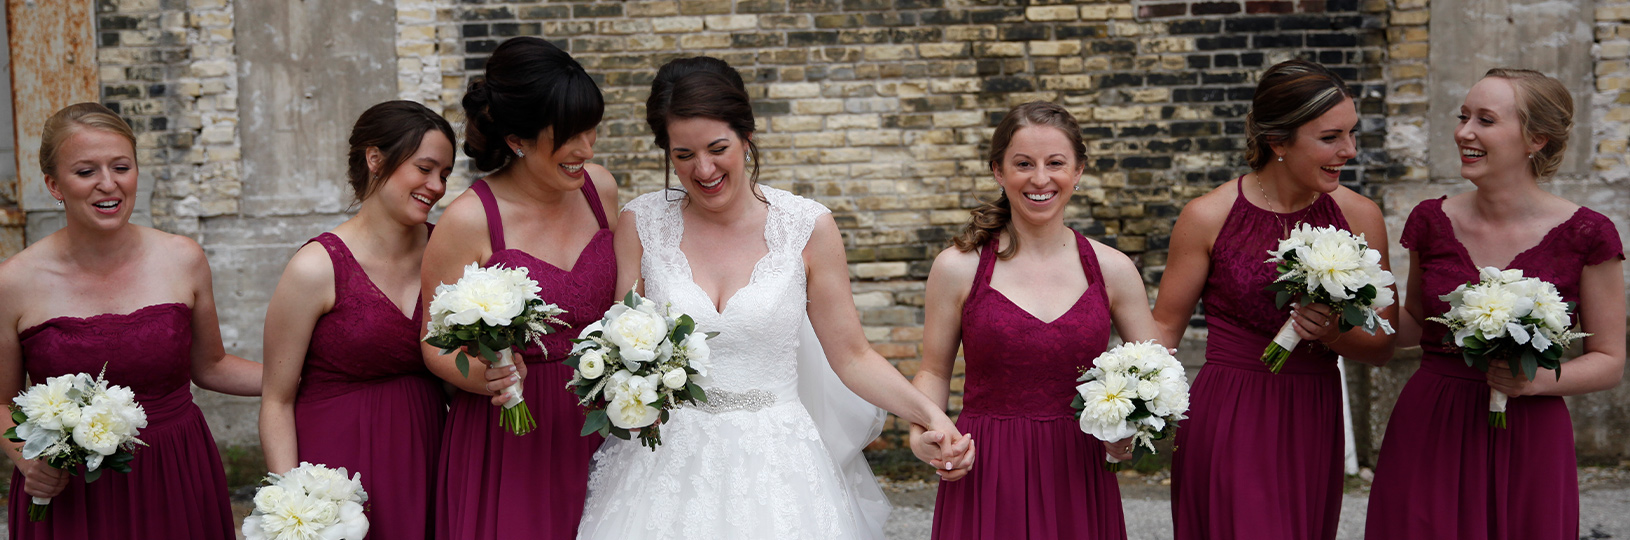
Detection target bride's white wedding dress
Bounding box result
[577,186,889,539]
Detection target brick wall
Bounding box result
[442,0,1391,443]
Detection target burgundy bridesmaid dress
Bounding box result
[1170,178,1349,539]
[930,232,1127,540]
[8,303,234,539]
[293,231,447,539]
[1366,198,1622,540]
[435,178,614,539]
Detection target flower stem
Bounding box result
[1489,411,1507,429]
[501,401,536,436]
[1260,344,1291,374]
[28,501,48,522]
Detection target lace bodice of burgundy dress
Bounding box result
[958,232,1112,419]
[1201,177,1350,372]
[299,231,435,401]
[1405,197,1623,377]
[21,303,193,405]
[476,178,616,363]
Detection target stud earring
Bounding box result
[1277,156,1284,162]
[1073,184,1081,192]
[514,148,525,158]
[1527,153,1533,159]
[56,199,63,208]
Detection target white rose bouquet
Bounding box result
[241,461,369,540]
[1071,341,1189,471]
[5,367,147,521]
[565,288,716,450]
[1260,223,1397,373]
[424,262,568,435]
[1427,267,1589,428]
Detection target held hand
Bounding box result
[1104,436,1135,463]
[1290,303,1342,343]
[20,459,69,499]
[1486,359,1541,397]
[908,422,977,481]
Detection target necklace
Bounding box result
[1255,174,1290,236]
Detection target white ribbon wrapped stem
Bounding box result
[492,348,524,409]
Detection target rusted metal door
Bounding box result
[5,0,97,256]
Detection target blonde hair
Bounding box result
[1482,68,1573,179]
[39,102,137,176]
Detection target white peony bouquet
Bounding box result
[1260,223,1396,373]
[1427,267,1589,428]
[424,262,568,435]
[1071,341,1190,471]
[565,288,715,450]
[241,462,369,540]
[5,367,147,521]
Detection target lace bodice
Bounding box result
[625,187,828,395]
[1403,198,1623,376]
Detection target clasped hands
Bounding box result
[907,423,977,481]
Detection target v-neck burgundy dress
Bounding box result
[435,178,616,539]
[930,232,1127,540]
[1366,198,1622,540]
[294,231,447,539]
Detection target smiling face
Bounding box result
[993,125,1083,227]
[1455,77,1543,183]
[1270,96,1359,193]
[44,127,139,232]
[367,130,454,226]
[665,116,752,214]
[510,125,597,190]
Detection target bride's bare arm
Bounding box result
[803,215,973,466]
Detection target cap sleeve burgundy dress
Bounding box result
[1366,198,1623,540]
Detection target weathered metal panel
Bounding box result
[6,0,97,212]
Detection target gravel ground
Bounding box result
[881,466,1630,540]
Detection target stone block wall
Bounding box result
[1,0,1623,459]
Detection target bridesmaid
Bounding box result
[424,36,619,539]
[1151,59,1397,539]
[0,103,261,538]
[259,101,458,539]
[909,101,1166,539]
[1366,69,1625,540]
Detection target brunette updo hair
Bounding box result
[346,100,456,201]
[951,101,1088,259]
[1244,59,1354,171]
[645,56,763,201]
[40,103,137,176]
[462,37,603,172]
[1482,68,1573,179]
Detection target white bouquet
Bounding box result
[5,367,147,521]
[1427,267,1589,428]
[424,262,568,435]
[565,288,715,450]
[241,462,369,540]
[1071,341,1190,471]
[1260,223,1396,373]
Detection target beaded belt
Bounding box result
[685,388,776,414]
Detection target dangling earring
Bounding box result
[1527,153,1534,159]
[56,199,63,208]
[1277,155,1284,162]
[514,148,525,158]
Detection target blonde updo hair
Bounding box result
[1482,68,1573,179]
[39,103,137,176]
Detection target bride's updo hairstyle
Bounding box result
[1481,68,1573,180]
[645,56,764,202]
[462,36,603,172]
[1244,59,1353,171]
[952,101,1087,259]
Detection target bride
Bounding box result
[576,57,973,538]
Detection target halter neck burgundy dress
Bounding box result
[435,178,615,539]
[294,230,447,540]
[930,233,1127,539]
[1366,198,1622,540]
[8,303,234,539]
[1170,179,1350,540]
